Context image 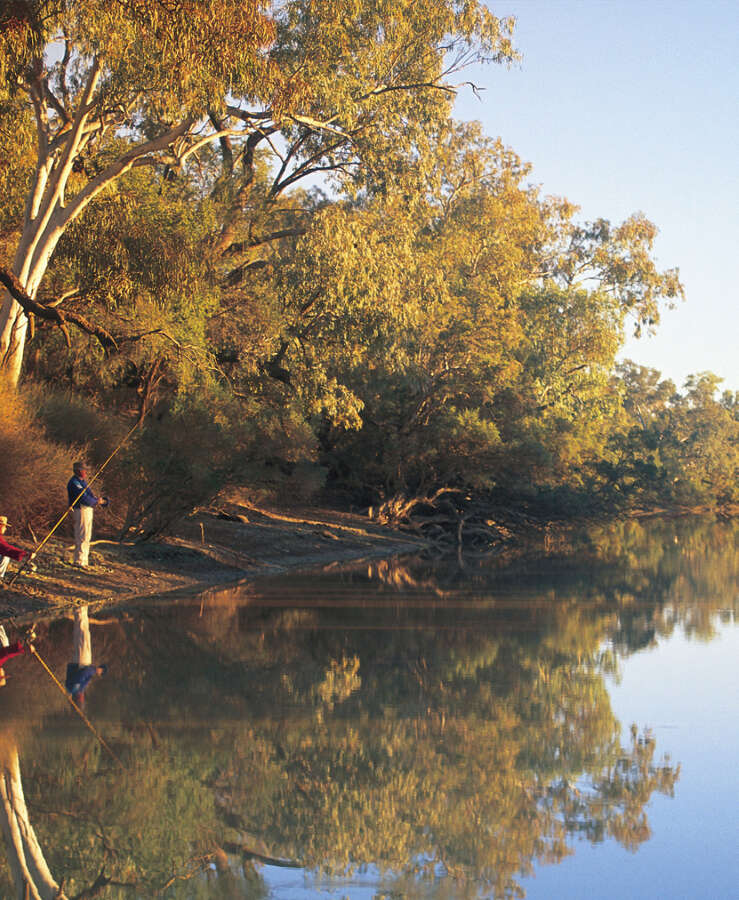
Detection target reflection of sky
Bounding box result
[258,620,739,900]
[523,621,739,900]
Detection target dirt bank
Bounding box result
[0,498,427,623]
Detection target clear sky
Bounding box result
[454,0,739,392]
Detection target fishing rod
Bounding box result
[0,620,125,768]
[5,415,144,588]
[28,643,126,769]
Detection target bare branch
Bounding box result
[213,128,276,255]
[224,258,268,286]
[70,865,112,900]
[355,79,457,101]
[272,160,359,197]
[23,57,101,275]
[270,129,311,192]
[224,105,273,122]
[0,265,118,353]
[209,110,233,171]
[225,226,308,255]
[56,118,194,230]
[40,287,80,308]
[42,78,71,128]
[288,113,346,137]
[178,127,242,166]
[156,854,215,895]
[28,76,49,159]
[58,33,72,106]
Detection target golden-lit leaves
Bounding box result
[53,0,277,109]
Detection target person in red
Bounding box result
[0,515,32,580]
[0,624,27,687]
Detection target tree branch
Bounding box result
[212,128,275,255]
[42,78,71,129]
[225,226,308,255]
[208,110,233,171]
[355,79,457,101]
[0,265,118,353]
[273,160,358,196]
[224,258,268,286]
[224,105,273,123]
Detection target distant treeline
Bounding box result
[1,1,737,537]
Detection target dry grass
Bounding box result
[0,390,83,538]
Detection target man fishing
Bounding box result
[67,462,108,567]
[0,515,33,580]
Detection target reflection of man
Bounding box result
[0,625,25,688]
[67,462,108,567]
[0,515,32,580]
[65,606,107,703]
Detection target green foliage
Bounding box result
[3,1,731,527]
[603,363,739,508]
[109,387,247,539]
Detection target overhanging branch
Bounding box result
[0,265,118,353]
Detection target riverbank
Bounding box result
[0,497,428,622]
[2,493,734,625]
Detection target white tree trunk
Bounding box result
[0,741,68,900]
[0,49,215,392]
[0,215,59,389]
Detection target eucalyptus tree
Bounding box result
[280,122,684,502]
[605,364,739,508]
[0,0,517,389]
[0,738,70,900]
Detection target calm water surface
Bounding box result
[0,516,736,899]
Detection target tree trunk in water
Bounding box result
[0,740,68,900]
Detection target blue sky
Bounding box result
[454,0,739,392]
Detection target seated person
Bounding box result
[0,515,32,579]
[0,624,27,688]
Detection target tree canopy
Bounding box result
[0,0,734,539]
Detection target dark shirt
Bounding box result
[65,662,106,696]
[67,475,99,508]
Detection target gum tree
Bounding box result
[0,0,517,388]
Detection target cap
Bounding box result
[0,516,9,527]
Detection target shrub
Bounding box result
[0,390,83,537]
[35,390,124,467]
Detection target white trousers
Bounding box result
[72,506,94,566]
[73,606,92,665]
[0,556,8,579]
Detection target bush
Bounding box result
[0,391,83,537]
[105,388,310,540]
[35,390,124,467]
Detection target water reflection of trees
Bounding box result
[0,516,732,897]
[364,515,739,651]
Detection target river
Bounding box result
[0,515,736,899]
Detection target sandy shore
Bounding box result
[0,500,427,623]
